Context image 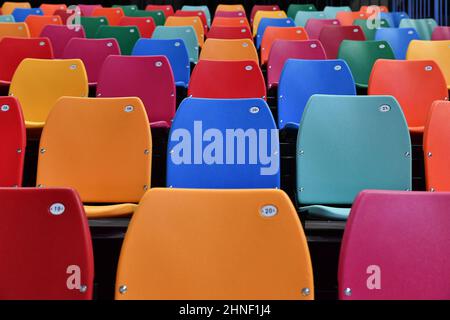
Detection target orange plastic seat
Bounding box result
[253,10,287,36]
[360,5,389,13]
[25,15,62,37]
[165,16,204,46]
[2,2,31,15]
[200,38,258,63]
[0,22,30,38]
[36,97,152,218]
[424,100,450,192]
[115,188,314,300]
[336,11,370,26]
[92,7,124,26]
[211,16,250,28]
[368,60,448,133]
[216,4,245,12]
[40,3,67,15]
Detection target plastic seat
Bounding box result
[253,11,287,36]
[112,4,137,16]
[132,38,190,87]
[211,17,250,28]
[12,7,42,22]
[9,58,88,128]
[77,4,102,17]
[251,5,280,23]
[432,26,450,40]
[146,4,174,18]
[360,5,389,13]
[297,95,412,220]
[200,38,258,63]
[2,2,31,15]
[287,4,317,19]
[323,6,351,18]
[189,60,266,99]
[206,25,252,39]
[305,18,339,39]
[338,40,395,88]
[92,7,124,26]
[0,22,29,38]
[261,27,309,66]
[278,59,355,129]
[0,96,25,187]
[294,11,326,27]
[118,16,156,38]
[25,15,61,37]
[379,12,409,27]
[128,9,165,26]
[182,5,210,26]
[214,10,246,18]
[0,188,94,299]
[40,25,85,58]
[94,25,139,55]
[369,59,448,133]
[39,3,66,15]
[78,16,108,38]
[353,18,390,40]
[339,190,450,299]
[62,38,120,85]
[115,188,311,300]
[167,98,279,188]
[165,16,204,47]
[374,27,419,59]
[54,8,77,25]
[36,97,151,218]
[399,18,437,40]
[319,25,366,59]
[0,14,15,22]
[407,40,450,89]
[0,37,53,84]
[216,4,245,12]
[255,17,295,49]
[174,10,207,33]
[336,11,369,26]
[152,26,199,64]
[96,55,175,128]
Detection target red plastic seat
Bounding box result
[40,3,67,15]
[78,4,102,17]
[54,8,82,24]
[207,25,252,39]
[25,15,62,37]
[174,10,208,33]
[319,25,365,59]
[305,18,340,39]
[250,5,280,23]
[92,7,124,26]
[96,55,175,128]
[215,10,246,18]
[0,37,54,84]
[339,190,450,300]
[267,40,327,89]
[145,4,174,18]
[432,26,450,40]
[62,38,121,85]
[40,25,86,58]
[211,17,250,28]
[336,11,370,26]
[0,188,94,299]
[118,16,156,38]
[188,60,266,99]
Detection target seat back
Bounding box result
[2,2,31,15]
[40,25,85,58]
[0,22,29,38]
[200,38,258,63]
[94,25,140,55]
[336,11,369,26]
[77,4,102,17]
[296,95,411,205]
[215,10,246,18]
[40,3,66,15]
[12,7,42,22]
[431,26,450,40]
[207,25,252,39]
[146,4,174,18]
[165,16,204,46]
[118,16,156,38]
[287,4,317,19]
[216,4,245,12]
[399,18,437,40]
[174,10,208,32]
[92,7,124,25]
[253,10,287,36]
[390,11,409,26]
[128,9,165,26]
[211,16,250,28]
[261,27,309,65]
[294,11,326,27]
[152,26,199,63]
[251,4,280,23]
[374,27,419,59]
[360,5,389,13]
[25,14,61,37]
[305,18,340,39]
[319,25,365,59]
[323,6,351,18]
[181,5,210,26]
[0,14,15,22]
[255,17,295,48]
[78,16,108,38]
[112,4,138,16]
[353,18,390,40]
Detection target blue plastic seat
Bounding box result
[132,38,190,88]
[278,59,356,129]
[294,11,326,27]
[0,15,15,22]
[167,98,280,189]
[255,17,295,49]
[151,26,199,64]
[375,27,420,59]
[296,95,412,220]
[12,8,42,22]
[380,11,409,27]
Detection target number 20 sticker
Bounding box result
[260,205,278,217]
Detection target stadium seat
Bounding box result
[53,8,76,24]
[182,5,211,26]
[39,3,66,15]
[152,26,199,64]
[431,26,450,40]
[424,100,450,192]
[353,18,390,40]
[165,16,204,47]
[211,17,250,28]
[387,11,409,27]
[297,95,412,220]
[188,60,266,99]
[0,188,94,299]
[200,38,258,63]
[12,7,43,22]
[369,59,448,133]
[62,38,120,85]
[118,16,156,38]
[1,2,31,15]
[92,7,124,26]
[339,190,450,299]
[250,4,280,23]
[174,10,208,33]
[0,14,14,22]
[94,25,140,55]
[78,16,108,38]
[216,4,245,13]
[360,5,389,13]
[36,97,152,218]
[129,10,165,26]
[407,40,450,89]
[255,17,295,49]
[96,55,175,128]
[399,18,437,40]
[112,4,137,16]
[319,25,366,59]
[294,11,326,27]
[336,11,369,26]
[40,25,85,58]
[77,4,102,17]
[253,11,287,36]
[323,6,351,18]
[146,4,174,18]
[338,40,395,88]
[132,38,190,88]
[167,98,279,188]
[278,59,355,129]
[0,96,25,187]
[374,27,419,59]
[267,40,327,89]
[25,15,62,37]
[0,37,53,84]
[287,4,317,19]
[115,188,312,300]
[9,58,88,128]
[304,18,340,39]
[0,22,29,38]
[214,10,246,18]
[206,25,252,39]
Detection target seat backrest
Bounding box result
[323,6,351,18]
[128,9,165,26]
[62,38,120,84]
[0,22,30,38]
[360,5,389,13]
[181,5,210,26]
[287,3,317,19]
[77,4,102,17]
[165,16,204,46]
[368,59,448,132]
[211,16,250,28]
[0,187,94,299]
[96,55,175,127]
[424,100,450,192]
[0,37,53,83]
[253,10,287,36]
[40,3,66,15]
[174,10,207,32]
[338,40,395,88]
[278,59,355,129]
[261,27,308,65]
[0,14,15,22]
[79,16,108,38]
[146,4,174,18]
[25,14,62,37]
[318,25,365,59]
[390,11,409,26]
[12,7,42,22]
[374,27,419,59]
[353,18,390,40]
[294,11,326,27]
[305,18,340,39]
[206,25,252,39]
[200,38,258,63]
[251,4,280,23]
[215,10,246,18]
[339,190,450,300]
[431,26,450,40]
[188,60,266,99]
[216,4,245,12]
[336,11,369,26]
[118,16,156,38]
[399,18,437,40]
[94,25,140,55]
[2,2,31,15]
[37,97,151,203]
[112,4,138,16]
[0,96,25,187]
[167,98,279,188]
[40,25,85,58]
[255,17,295,48]
[92,7,124,26]
[297,95,411,205]
[152,26,199,63]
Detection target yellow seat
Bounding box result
[1,2,31,15]
[115,188,314,300]
[216,4,245,12]
[407,40,450,89]
[200,38,258,63]
[9,59,88,128]
[36,97,152,219]
[253,10,287,36]
[0,22,30,38]
[165,16,204,47]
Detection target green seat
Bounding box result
[128,9,165,25]
[399,18,437,40]
[296,95,412,220]
[294,11,326,27]
[79,16,108,38]
[112,5,138,16]
[287,4,317,19]
[182,5,211,27]
[338,40,395,88]
[353,18,390,40]
[323,6,351,19]
[152,26,199,63]
[95,25,140,55]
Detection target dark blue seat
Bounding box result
[12,8,43,22]
[375,27,420,59]
[255,17,295,49]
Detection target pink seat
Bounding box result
[207,26,252,39]
[431,26,450,40]
[267,40,327,89]
[0,188,94,299]
[305,18,340,39]
[250,5,280,23]
[118,16,156,38]
[40,25,86,58]
[215,10,246,18]
[339,190,450,300]
[78,4,102,17]
[319,25,365,59]
[62,38,121,85]
[96,55,176,128]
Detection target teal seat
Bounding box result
[399,18,437,40]
[323,6,351,19]
[182,5,211,27]
[294,11,326,27]
[152,26,199,63]
[95,26,140,55]
[296,95,412,220]
[353,18,391,40]
[0,15,15,22]
[287,4,317,19]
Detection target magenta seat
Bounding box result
[78,4,102,17]
[339,190,450,300]
[319,25,365,59]
[40,25,86,58]
[214,10,246,18]
[305,18,340,39]
[431,26,450,40]
[96,55,176,128]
